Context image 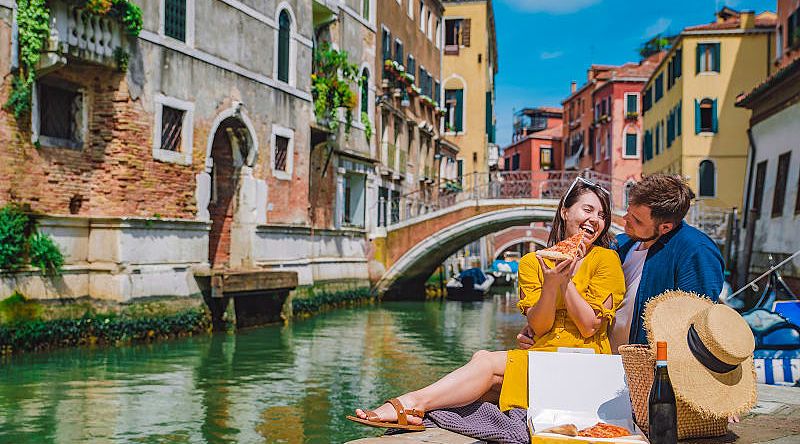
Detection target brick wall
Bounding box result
[1,65,196,219]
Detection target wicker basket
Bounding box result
[619,344,728,440]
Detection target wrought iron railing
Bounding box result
[371,170,629,228]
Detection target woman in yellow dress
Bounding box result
[348,178,626,430]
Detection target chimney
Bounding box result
[570,81,577,93]
[740,10,755,29]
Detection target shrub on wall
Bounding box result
[0,204,64,275]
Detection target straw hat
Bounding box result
[643,290,757,418]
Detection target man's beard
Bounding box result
[628,227,660,243]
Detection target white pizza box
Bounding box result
[528,351,648,443]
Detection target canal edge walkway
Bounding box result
[346,384,800,444]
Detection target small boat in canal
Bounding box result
[446,268,495,301]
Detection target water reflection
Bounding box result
[0,293,523,443]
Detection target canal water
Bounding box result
[0,291,523,443]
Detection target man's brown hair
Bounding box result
[628,174,695,224]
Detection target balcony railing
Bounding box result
[46,2,126,69]
[370,170,630,227]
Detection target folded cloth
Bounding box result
[388,401,529,444]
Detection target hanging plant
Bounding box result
[311,42,365,136]
[361,111,373,142]
[4,0,142,119]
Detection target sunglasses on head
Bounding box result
[562,176,610,202]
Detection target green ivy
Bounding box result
[28,232,64,276]
[4,0,49,119]
[0,205,33,270]
[110,0,143,36]
[361,111,373,142]
[311,43,365,136]
[0,308,210,354]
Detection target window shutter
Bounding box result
[677,101,682,136]
[675,48,682,77]
[712,43,721,72]
[485,91,492,140]
[455,89,464,131]
[695,44,701,73]
[694,99,700,134]
[462,19,471,47]
[711,98,718,133]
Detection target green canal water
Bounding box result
[0,292,522,443]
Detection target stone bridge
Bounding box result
[370,182,627,298]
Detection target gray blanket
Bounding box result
[388,401,529,444]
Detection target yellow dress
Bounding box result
[498,246,626,411]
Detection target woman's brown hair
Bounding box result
[547,181,614,248]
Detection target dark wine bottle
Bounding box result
[648,341,678,444]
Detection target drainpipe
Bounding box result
[736,128,758,290]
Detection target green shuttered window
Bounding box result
[165,0,186,42]
[696,43,720,73]
[278,10,291,83]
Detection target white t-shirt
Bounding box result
[610,242,648,353]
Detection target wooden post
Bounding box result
[736,208,758,291]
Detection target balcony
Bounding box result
[41,2,128,72]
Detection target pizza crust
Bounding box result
[535,249,573,261]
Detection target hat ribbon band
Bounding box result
[687,324,737,374]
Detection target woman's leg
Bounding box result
[355,350,507,424]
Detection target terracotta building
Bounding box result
[502,107,563,172]
[560,56,662,206]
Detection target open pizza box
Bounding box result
[528,351,648,443]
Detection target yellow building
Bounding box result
[641,8,775,209]
[442,0,498,185]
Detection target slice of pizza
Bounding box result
[535,233,584,262]
[577,422,632,438]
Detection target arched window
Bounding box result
[698,159,715,197]
[360,68,370,119]
[278,10,291,83]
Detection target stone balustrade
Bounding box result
[47,2,125,69]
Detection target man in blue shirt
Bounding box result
[518,174,724,350]
[611,174,724,347]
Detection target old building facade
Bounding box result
[0,0,372,301]
[735,0,800,291]
[641,8,776,210]
[441,0,497,188]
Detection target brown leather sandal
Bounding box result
[346,398,425,431]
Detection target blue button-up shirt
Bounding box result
[615,221,725,344]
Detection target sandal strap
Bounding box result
[387,398,408,426]
[363,409,380,422]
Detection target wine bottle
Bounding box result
[648,341,678,444]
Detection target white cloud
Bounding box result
[504,0,600,14]
[644,17,672,37]
[540,51,564,60]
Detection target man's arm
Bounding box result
[676,243,724,301]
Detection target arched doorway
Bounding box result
[207,116,253,270]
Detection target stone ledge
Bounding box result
[346,385,800,444]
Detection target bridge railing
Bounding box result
[380,170,630,227]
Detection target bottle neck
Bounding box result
[656,360,667,368]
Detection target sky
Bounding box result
[493,0,777,146]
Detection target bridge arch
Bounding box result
[378,207,623,298]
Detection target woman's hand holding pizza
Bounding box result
[538,256,576,289]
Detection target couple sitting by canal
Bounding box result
[348,174,725,431]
